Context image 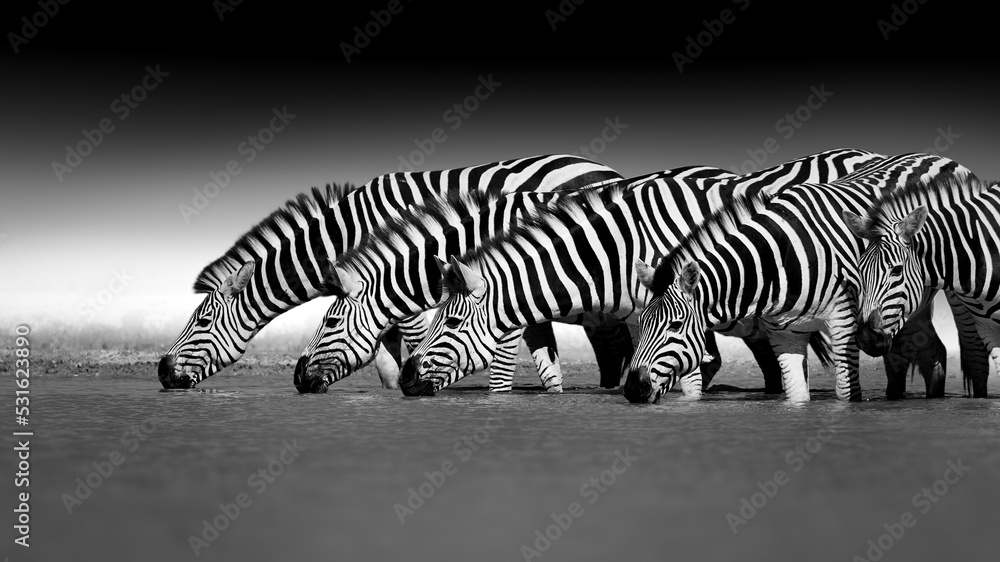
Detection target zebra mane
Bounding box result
[454,179,633,267]
[855,170,988,237]
[649,192,774,294]
[192,183,355,293]
[332,190,502,275]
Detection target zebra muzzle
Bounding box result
[293,356,330,394]
[857,310,893,357]
[157,354,195,389]
[399,355,436,397]
[623,367,655,404]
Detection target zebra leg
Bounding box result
[521,323,564,392]
[374,315,428,391]
[380,325,404,369]
[920,336,947,398]
[826,302,863,401]
[946,291,990,398]
[766,329,812,402]
[678,369,704,398]
[884,295,947,399]
[883,302,930,399]
[970,314,1000,399]
[372,343,401,390]
[741,322,784,394]
[489,329,523,392]
[585,319,634,389]
[700,331,723,390]
[397,313,430,354]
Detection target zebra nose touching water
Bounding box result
[856,309,894,357]
[157,354,194,389]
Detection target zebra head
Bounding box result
[623,261,707,404]
[843,206,928,357]
[294,263,380,394]
[158,262,257,389]
[399,256,497,396]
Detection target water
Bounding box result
[7,355,1000,562]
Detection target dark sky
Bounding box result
[1,0,997,329]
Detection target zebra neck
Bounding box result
[484,226,637,332]
[695,248,776,328]
[918,195,1000,307]
[362,194,546,324]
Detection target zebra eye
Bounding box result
[325,317,342,329]
[890,265,904,276]
[195,317,212,328]
[667,321,684,332]
[443,317,462,329]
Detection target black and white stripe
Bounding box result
[625,153,972,403]
[157,154,623,389]
[394,149,909,395]
[847,173,995,397]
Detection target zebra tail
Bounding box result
[807,331,835,369]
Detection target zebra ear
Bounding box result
[221,262,255,298]
[322,261,362,298]
[448,256,485,297]
[432,256,450,276]
[897,206,928,242]
[679,262,701,295]
[429,256,457,300]
[842,210,872,240]
[635,260,657,291]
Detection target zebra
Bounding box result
[392,149,913,396]
[622,153,980,403]
[294,168,726,394]
[157,154,624,390]
[844,173,994,397]
[296,148,889,396]
[296,189,570,393]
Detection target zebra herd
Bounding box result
[158,150,996,402]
